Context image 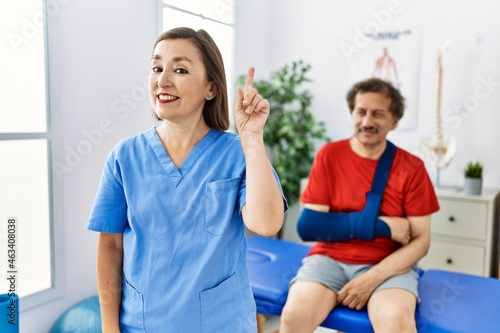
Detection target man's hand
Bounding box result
[337,271,381,310]
[378,216,411,245]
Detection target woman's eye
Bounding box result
[174,68,188,74]
[152,67,162,73]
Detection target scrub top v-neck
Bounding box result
[87,127,280,332]
[150,127,217,187]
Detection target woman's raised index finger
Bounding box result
[245,67,255,91]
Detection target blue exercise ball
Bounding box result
[49,295,102,333]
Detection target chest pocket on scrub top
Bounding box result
[205,177,241,236]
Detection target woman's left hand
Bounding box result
[233,67,270,135]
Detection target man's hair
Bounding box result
[346,78,405,120]
[151,27,229,130]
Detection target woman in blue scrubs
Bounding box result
[87,27,287,332]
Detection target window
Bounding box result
[160,0,235,117]
[0,0,54,304]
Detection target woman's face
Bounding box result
[149,38,214,123]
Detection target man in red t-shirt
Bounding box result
[277,78,439,333]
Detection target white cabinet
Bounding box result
[419,188,500,277]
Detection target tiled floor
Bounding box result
[263,316,337,333]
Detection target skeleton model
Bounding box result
[417,39,457,186]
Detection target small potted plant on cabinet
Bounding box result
[463,161,483,195]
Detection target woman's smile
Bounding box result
[157,93,179,103]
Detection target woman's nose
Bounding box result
[157,71,172,88]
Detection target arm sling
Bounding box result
[297,141,396,242]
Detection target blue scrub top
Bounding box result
[87,128,286,332]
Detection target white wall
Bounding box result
[22,1,158,331]
[233,0,271,85]
[234,0,500,240]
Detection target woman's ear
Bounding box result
[206,82,217,100]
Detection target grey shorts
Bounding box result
[290,254,420,299]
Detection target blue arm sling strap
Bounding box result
[297,141,396,242]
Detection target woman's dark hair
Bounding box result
[346,78,405,120]
[151,27,229,130]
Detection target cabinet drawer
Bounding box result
[419,240,485,276]
[432,199,487,240]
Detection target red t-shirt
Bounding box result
[301,139,440,265]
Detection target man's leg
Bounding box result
[256,313,266,333]
[278,280,337,333]
[367,288,417,333]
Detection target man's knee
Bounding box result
[371,302,414,322]
[369,293,416,332]
[280,301,322,331]
[281,281,337,328]
[281,293,316,324]
[280,303,304,326]
[372,313,416,332]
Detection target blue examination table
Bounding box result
[247,235,500,333]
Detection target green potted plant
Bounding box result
[463,161,483,195]
[237,60,329,208]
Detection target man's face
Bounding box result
[351,91,399,148]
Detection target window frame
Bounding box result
[0,0,65,310]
